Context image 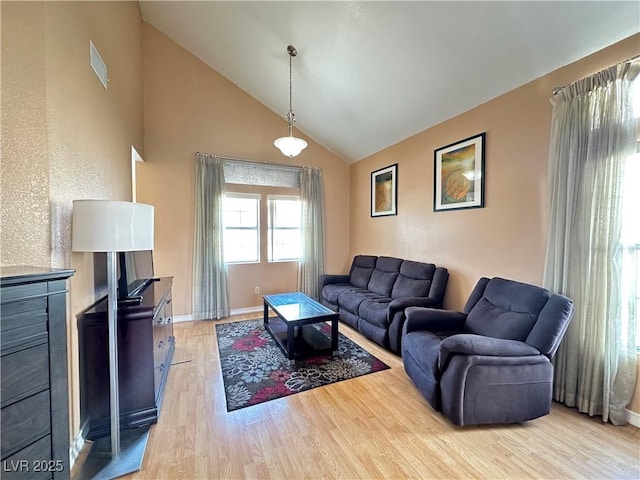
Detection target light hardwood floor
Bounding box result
[73,314,640,479]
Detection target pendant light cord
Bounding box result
[289,52,293,115]
[287,49,294,136]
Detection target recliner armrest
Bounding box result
[389,297,440,317]
[439,334,541,370]
[321,274,351,288]
[404,307,467,335]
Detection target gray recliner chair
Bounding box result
[402,277,574,426]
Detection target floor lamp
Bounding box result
[72,200,154,479]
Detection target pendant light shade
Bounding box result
[274,45,307,157]
[274,135,308,157]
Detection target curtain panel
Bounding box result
[193,154,230,320]
[298,166,325,300]
[543,60,639,425]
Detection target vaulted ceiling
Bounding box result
[140,1,640,163]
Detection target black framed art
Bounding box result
[434,133,485,212]
[371,163,398,217]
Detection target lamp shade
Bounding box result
[274,136,308,157]
[72,200,154,252]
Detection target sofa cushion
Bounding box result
[466,278,549,341]
[349,255,377,289]
[322,283,354,304]
[368,256,402,296]
[338,290,375,314]
[392,260,435,299]
[358,297,393,328]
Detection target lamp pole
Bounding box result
[106,250,121,458]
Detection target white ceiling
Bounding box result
[140,1,640,164]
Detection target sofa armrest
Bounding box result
[439,334,541,370]
[403,307,467,335]
[388,296,440,317]
[427,267,449,308]
[322,274,351,288]
[388,297,445,354]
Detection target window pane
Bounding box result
[224,196,258,228]
[268,197,301,262]
[224,229,259,263]
[273,200,301,228]
[271,230,300,262]
[223,194,259,263]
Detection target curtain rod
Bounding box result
[196,152,303,172]
[552,53,640,95]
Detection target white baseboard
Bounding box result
[173,306,262,323]
[230,306,262,316]
[626,408,640,428]
[69,429,86,468]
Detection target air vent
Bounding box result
[89,40,107,89]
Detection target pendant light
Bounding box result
[274,45,308,157]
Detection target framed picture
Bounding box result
[371,163,398,217]
[434,133,485,212]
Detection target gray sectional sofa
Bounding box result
[321,255,449,354]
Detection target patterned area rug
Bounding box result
[215,319,390,411]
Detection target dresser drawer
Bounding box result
[1,283,47,303]
[1,305,49,353]
[1,435,52,480]
[1,296,48,319]
[1,344,50,408]
[1,390,51,459]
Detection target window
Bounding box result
[223,194,260,263]
[268,196,301,262]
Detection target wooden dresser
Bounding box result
[0,266,74,480]
[78,277,174,440]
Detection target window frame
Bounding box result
[267,195,301,263]
[223,192,261,264]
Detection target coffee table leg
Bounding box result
[287,324,295,364]
[263,299,268,327]
[331,317,339,355]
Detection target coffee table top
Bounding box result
[263,292,337,322]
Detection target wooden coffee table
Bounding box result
[263,292,339,364]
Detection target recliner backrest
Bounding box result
[465,277,549,342]
[349,255,377,289]
[391,260,435,299]
[367,256,402,297]
[462,277,490,314]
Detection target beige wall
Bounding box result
[350,34,640,310]
[349,34,640,414]
[1,0,143,448]
[138,24,351,317]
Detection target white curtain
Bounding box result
[298,166,325,300]
[193,154,230,320]
[543,60,639,425]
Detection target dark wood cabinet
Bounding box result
[78,277,174,440]
[1,266,75,480]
